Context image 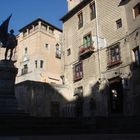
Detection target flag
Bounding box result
[0,14,12,47]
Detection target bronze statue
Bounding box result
[0,15,17,60]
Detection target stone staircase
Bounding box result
[0,116,95,135]
[95,115,140,133]
[0,115,140,135]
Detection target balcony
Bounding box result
[73,62,83,82]
[79,41,95,59]
[73,73,83,82]
[107,60,122,68]
[21,68,28,75]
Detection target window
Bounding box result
[60,75,65,85]
[21,64,28,75]
[25,47,28,54]
[107,44,121,67]
[56,44,61,59]
[41,23,47,31]
[90,2,96,20]
[133,46,140,67]
[73,62,83,82]
[133,3,140,18]
[45,43,48,48]
[23,47,28,62]
[79,33,94,57]
[74,86,83,97]
[116,19,122,29]
[40,60,44,68]
[78,12,83,29]
[83,33,92,48]
[34,23,39,30]
[67,48,71,56]
[23,31,27,37]
[49,27,54,34]
[35,60,37,68]
[122,78,129,89]
[29,26,34,33]
[51,102,60,117]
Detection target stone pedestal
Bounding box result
[0,60,19,114]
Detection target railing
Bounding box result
[107,60,122,68]
[79,41,95,56]
[21,68,28,75]
[73,72,83,82]
[73,62,83,82]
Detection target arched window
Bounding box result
[56,43,61,59]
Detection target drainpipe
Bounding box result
[95,0,102,80]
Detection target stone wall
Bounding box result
[15,81,68,117]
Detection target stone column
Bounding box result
[0,60,18,114]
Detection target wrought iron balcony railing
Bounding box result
[79,41,95,58]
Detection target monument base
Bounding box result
[0,60,25,115]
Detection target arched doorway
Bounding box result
[109,77,123,114]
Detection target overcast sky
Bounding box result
[0,0,67,34]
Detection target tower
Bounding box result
[67,0,82,11]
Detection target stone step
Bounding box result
[0,117,95,135]
[96,116,140,133]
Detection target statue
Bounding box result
[0,15,17,60]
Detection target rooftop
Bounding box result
[19,18,62,32]
[61,0,92,22]
[119,0,130,6]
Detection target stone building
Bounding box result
[61,0,140,117]
[15,80,69,117]
[14,18,73,117]
[1,0,139,118]
[16,18,63,84]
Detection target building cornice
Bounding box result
[61,0,93,23]
[19,18,62,33]
[118,0,130,6]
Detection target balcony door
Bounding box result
[83,33,92,48]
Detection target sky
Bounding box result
[0,0,67,34]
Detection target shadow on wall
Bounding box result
[91,62,140,117]
[15,80,67,117]
[129,62,140,116]
[15,80,98,118]
[15,61,140,118]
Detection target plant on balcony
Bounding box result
[80,46,95,54]
[80,47,87,53]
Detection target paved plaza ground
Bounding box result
[1,134,140,140]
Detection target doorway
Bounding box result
[109,77,123,114]
[51,101,60,118]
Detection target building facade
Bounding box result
[16,18,63,85]
[14,18,74,117]
[1,0,139,118]
[61,0,140,117]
